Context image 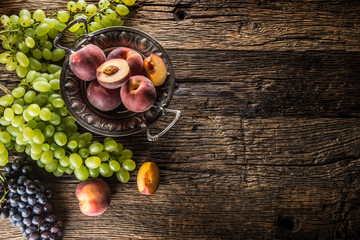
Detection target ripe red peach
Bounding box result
[107,47,144,76]
[143,53,168,86]
[97,59,130,89]
[69,44,106,81]
[120,75,156,113]
[75,178,111,216]
[137,162,160,195]
[86,80,121,111]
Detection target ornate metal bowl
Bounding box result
[54,18,181,141]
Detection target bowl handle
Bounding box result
[142,108,181,141]
[53,17,89,53]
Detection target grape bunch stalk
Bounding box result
[0,157,63,240]
[0,0,138,183]
[0,0,136,78]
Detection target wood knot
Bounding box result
[277,216,301,233]
[173,8,187,21]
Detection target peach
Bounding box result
[120,75,156,112]
[86,80,121,111]
[137,162,160,195]
[107,47,144,76]
[75,178,110,216]
[70,44,106,81]
[143,53,168,86]
[97,59,130,89]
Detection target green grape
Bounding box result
[59,156,70,167]
[5,59,17,71]
[85,156,101,169]
[109,160,120,172]
[67,140,77,150]
[113,142,123,156]
[53,169,64,177]
[15,143,25,152]
[36,121,46,131]
[49,112,61,125]
[121,149,133,159]
[1,15,10,26]
[4,108,14,122]
[123,159,136,171]
[47,64,61,74]
[48,93,61,103]
[2,40,11,50]
[49,79,60,90]
[54,21,67,32]
[24,37,35,49]
[97,151,109,162]
[79,132,93,143]
[48,28,60,39]
[89,21,103,32]
[54,146,65,159]
[99,163,113,177]
[33,9,46,21]
[77,0,87,10]
[0,94,14,107]
[67,1,77,12]
[63,116,75,126]
[16,65,29,78]
[32,129,45,144]
[85,4,97,16]
[100,15,112,27]
[27,104,41,117]
[12,116,25,127]
[112,17,123,26]
[0,52,12,64]
[11,103,24,115]
[49,143,58,151]
[69,153,83,169]
[0,142,6,155]
[115,4,129,16]
[32,49,43,60]
[36,159,45,168]
[12,87,25,99]
[52,98,64,108]
[51,48,65,62]
[13,98,25,106]
[65,167,74,174]
[29,57,42,71]
[78,148,89,159]
[53,132,67,146]
[24,90,36,103]
[8,35,18,45]
[38,34,48,44]
[42,41,52,50]
[74,165,89,181]
[24,28,35,38]
[42,143,50,151]
[0,131,11,144]
[57,11,70,23]
[123,0,136,6]
[89,168,99,178]
[39,107,52,121]
[16,52,29,67]
[77,140,86,149]
[105,9,117,20]
[0,117,11,127]
[9,15,19,24]
[53,70,61,79]
[41,63,48,72]
[99,0,110,9]
[35,23,50,37]
[56,165,66,174]
[19,15,31,27]
[23,127,34,142]
[118,155,127,164]
[42,48,52,61]
[6,125,20,137]
[116,168,130,183]
[40,149,54,164]
[104,139,117,152]
[19,9,31,17]
[68,23,81,32]
[89,142,104,155]
[22,109,33,122]
[45,159,58,172]
[33,81,51,92]
[41,18,55,28]
[32,152,42,161]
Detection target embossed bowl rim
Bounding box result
[55,18,181,140]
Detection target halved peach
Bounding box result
[143,53,168,87]
[137,162,160,195]
[107,47,144,76]
[96,59,130,89]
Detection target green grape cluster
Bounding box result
[0,69,136,182]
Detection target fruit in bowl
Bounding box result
[144,53,168,87]
[69,44,106,81]
[107,47,145,76]
[121,75,156,113]
[97,59,131,89]
[75,178,111,216]
[86,80,122,111]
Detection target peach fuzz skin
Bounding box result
[75,178,110,216]
[137,162,160,195]
[107,47,144,76]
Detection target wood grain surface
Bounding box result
[1,0,360,239]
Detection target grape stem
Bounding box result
[0,83,11,95]
[0,172,8,208]
[0,29,19,35]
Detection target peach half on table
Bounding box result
[69,44,106,81]
[137,162,160,195]
[96,59,130,89]
[143,53,168,87]
[120,75,156,113]
[75,178,111,216]
[107,47,145,76]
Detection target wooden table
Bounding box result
[1,0,360,239]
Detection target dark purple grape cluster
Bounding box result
[0,158,63,240]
